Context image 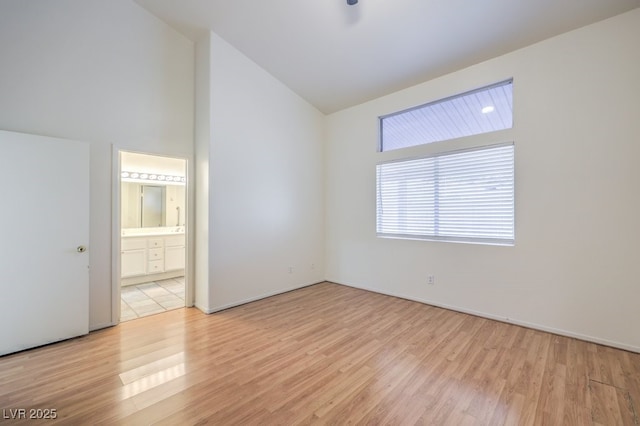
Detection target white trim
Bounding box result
[112,148,195,325]
[329,279,640,354]
[184,157,195,307]
[110,145,121,327]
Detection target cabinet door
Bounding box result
[121,249,146,277]
[164,246,185,271]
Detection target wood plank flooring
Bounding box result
[1,282,639,425]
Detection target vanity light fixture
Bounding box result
[120,171,185,185]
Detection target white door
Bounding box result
[0,130,90,356]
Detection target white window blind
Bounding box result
[376,143,514,245]
[380,80,513,152]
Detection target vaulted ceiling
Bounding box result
[134,0,639,114]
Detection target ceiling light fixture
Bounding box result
[481,106,495,114]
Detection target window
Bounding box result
[376,143,514,245]
[380,80,513,152]
[376,80,515,245]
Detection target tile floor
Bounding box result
[121,277,185,322]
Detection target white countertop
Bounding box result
[122,227,184,237]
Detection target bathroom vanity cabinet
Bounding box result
[121,233,185,285]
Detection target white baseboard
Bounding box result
[330,279,640,354]
[197,281,324,314]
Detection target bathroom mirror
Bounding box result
[121,182,185,229]
[121,183,165,228]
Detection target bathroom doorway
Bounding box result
[117,151,189,322]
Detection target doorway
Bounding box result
[117,151,189,322]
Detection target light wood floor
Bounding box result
[1,282,639,425]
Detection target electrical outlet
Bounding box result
[427,275,435,285]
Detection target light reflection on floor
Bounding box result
[119,352,186,400]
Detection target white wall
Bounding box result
[325,9,640,351]
[195,32,325,311]
[0,0,194,329]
